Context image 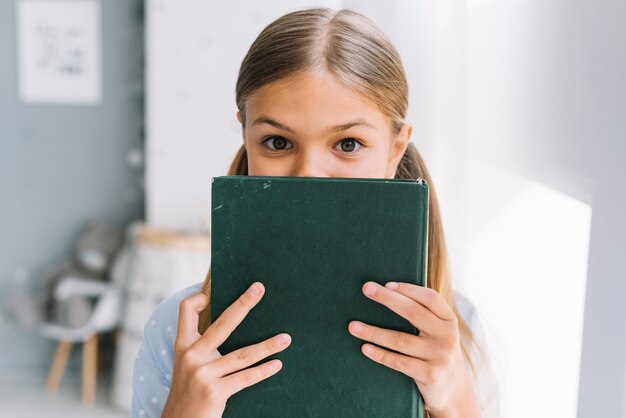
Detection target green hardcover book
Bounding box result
[211,176,428,417]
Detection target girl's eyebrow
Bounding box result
[252,116,295,132]
[251,116,378,133]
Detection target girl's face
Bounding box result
[238,71,412,178]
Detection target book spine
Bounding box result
[417,178,429,289]
[415,177,428,418]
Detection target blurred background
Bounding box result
[0,0,624,417]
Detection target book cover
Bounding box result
[211,176,428,417]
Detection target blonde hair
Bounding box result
[197,7,488,414]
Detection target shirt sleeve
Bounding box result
[131,283,203,418]
[455,290,503,418]
[469,309,503,418]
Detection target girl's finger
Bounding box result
[175,292,211,351]
[348,321,435,360]
[360,343,429,385]
[193,282,265,353]
[362,282,441,337]
[384,282,455,321]
[208,333,291,377]
[220,359,283,398]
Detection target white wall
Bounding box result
[459,2,626,415]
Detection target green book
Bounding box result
[211,176,428,417]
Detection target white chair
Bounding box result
[41,276,123,405]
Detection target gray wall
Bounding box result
[0,0,144,371]
[577,1,626,416]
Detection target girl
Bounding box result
[132,7,500,418]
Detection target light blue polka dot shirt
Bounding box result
[131,282,203,418]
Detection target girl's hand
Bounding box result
[348,281,480,418]
[162,282,292,418]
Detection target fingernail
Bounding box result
[277,333,291,345]
[362,345,374,355]
[363,282,376,297]
[385,281,398,290]
[268,360,282,371]
[350,321,363,334]
[249,282,262,295]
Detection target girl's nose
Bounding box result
[290,152,329,178]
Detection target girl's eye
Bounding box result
[262,136,363,153]
[263,136,292,151]
[335,138,362,153]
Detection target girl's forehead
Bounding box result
[249,71,358,101]
[245,71,389,128]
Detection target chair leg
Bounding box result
[114,329,122,344]
[46,341,73,393]
[82,335,98,405]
